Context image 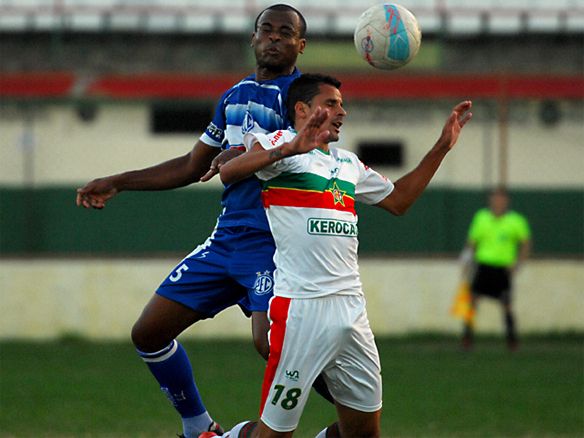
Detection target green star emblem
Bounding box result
[329,181,346,206]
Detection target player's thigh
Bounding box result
[156,234,247,317]
[336,403,381,438]
[230,229,277,314]
[260,297,340,433]
[323,296,382,414]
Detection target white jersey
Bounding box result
[244,129,394,299]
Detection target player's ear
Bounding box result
[250,32,257,47]
[294,101,309,119]
[298,38,306,54]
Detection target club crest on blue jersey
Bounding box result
[254,270,274,295]
[242,110,255,134]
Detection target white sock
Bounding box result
[315,426,328,438]
[182,411,213,438]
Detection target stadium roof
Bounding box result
[0,0,583,35]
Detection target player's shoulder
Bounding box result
[331,147,360,163]
[245,128,295,150]
[220,73,258,97]
[473,208,492,220]
[232,69,300,92]
[267,128,296,146]
[506,210,529,223]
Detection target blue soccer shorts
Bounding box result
[156,226,276,318]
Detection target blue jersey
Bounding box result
[200,69,301,231]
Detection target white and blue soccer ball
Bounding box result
[354,3,422,70]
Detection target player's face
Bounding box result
[252,10,306,73]
[308,84,347,143]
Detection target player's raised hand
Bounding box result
[76,177,118,209]
[283,107,330,156]
[437,100,473,150]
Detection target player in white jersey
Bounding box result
[212,74,472,438]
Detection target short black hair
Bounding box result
[254,4,307,38]
[286,73,342,125]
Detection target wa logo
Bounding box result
[285,370,300,382]
[254,271,273,295]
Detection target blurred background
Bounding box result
[0,0,582,339]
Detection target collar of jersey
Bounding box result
[287,127,330,155]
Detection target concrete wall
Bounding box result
[1,258,582,340]
[1,100,583,188]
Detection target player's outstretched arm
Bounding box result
[377,100,472,215]
[199,148,245,182]
[76,140,219,209]
[220,107,330,185]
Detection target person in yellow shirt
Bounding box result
[461,187,531,351]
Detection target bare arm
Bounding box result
[219,143,289,185]
[220,107,330,185]
[512,239,531,273]
[460,242,476,280]
[376,101,473,215]
[76,140,219,209]
[199,148,245,182]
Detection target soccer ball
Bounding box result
[354,3,422,70]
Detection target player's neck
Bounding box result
[255,65,295,81]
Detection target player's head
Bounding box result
[489,186,509,216]
[287,73,346,143]
[252,4,307,73]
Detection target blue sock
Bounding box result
[138,340,207,419]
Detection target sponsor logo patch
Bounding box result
[307,218,358,237]
[285,369,300,381]
[270,130,283,145]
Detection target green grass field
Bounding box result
[1,335,582,437]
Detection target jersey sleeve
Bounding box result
[354,159,394,205]
[515,213,531,241]
[199,89,230,148]
[243,130,298,181]
[467,210,485,244]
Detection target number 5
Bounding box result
[169,264,189,282]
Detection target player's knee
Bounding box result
[337,407,380,438]
[340,423,379,438]
[130,320,169,352]
[130,321,148,350]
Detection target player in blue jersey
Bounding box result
[75,5,334,438]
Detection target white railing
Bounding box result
[0,0,583,33]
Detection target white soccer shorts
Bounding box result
[259,294,382,432]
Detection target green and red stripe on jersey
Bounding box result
[261,172,356,214]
